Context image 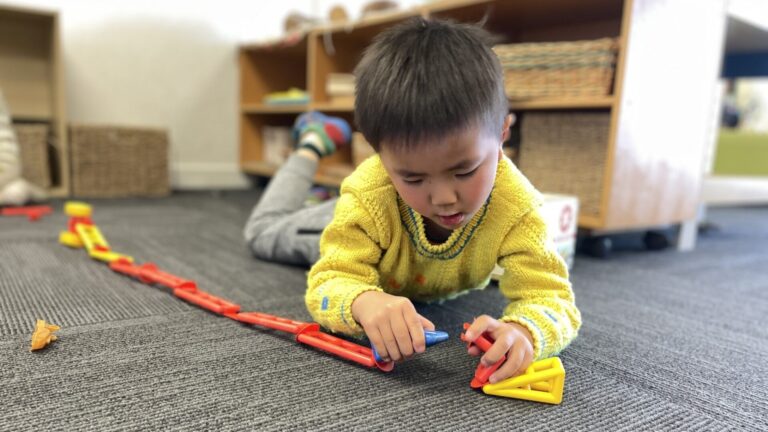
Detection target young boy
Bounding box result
[244,18,581,384]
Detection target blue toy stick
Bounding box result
[372,330,450,362]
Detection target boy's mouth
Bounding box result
[437,213,465,227]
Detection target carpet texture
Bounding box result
[1,192,766,431]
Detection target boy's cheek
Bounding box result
[398,188,429,215]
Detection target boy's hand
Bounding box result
[352,291,435,362]
[464,315,534,384]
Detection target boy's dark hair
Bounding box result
[354,17,507,152]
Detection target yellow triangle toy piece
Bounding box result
[482,357,565,405]
[30,319,61,351]
[59,231,84,248]
[75,223,110,253]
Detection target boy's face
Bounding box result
[380,117,511,234]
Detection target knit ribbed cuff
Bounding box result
[340,285,384,336]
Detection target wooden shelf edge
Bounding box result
[313,7,423,35]
[0,3,57,17]
[241,161,353,187]
[310,102,354,112]
[577,213,603,229]
[239,97,613,118]
[242,104,310,114]
[425,0,495,15]
[511,96,615,110]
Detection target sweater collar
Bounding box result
[398,194,491,260]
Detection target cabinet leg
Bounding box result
[676,205,705,252]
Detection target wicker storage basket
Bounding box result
[494,38,618,100]
[70,125,170,198]
[14,123,51,188]
[518,112,610,219]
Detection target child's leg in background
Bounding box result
[243,112,351,266]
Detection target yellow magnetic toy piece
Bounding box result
[30,319,60,351]
[59,231,84,248]
[64,201,92,218]
[482,357,566,405]
[89,249,134,264]
[75,223,110,253]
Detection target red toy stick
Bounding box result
[298,329,388,370]
[225,311,308,333]
[461,323,506,388]
[1,205,53,221]
[173,289,241,315]
[109,259,197,291]
[65,203,395,373]
[109,258,142,277]
[224,311,394,371]
[137,263,198,291]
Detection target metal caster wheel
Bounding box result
[643,231,670,251]
[583,236,612,258]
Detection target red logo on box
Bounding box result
[559,205,573,233]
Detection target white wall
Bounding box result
[3,0,423,189]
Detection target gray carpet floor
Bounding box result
[1,191,766,431]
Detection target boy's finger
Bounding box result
[464,314,499,341]
[490,340,526,383]
[481,337,512,367]
[419,315,435,331]
[467,346,482,356]
[379,323,401,362]
[391,313,414,358]
[513,348,534,377]
[406,313,427,353]
[489,352,521,384]
[366,326,389,362]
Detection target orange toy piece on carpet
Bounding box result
[30,319,60,351]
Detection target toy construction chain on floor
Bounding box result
[56,201,565,404]
[1,205,53,221]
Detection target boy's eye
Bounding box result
[456,167,478,178]
[403,178,423,185]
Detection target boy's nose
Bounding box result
[430,183,458,207]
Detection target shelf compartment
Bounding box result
[1,5,68,196]
[240,34,308,105]
[517,110,611,222]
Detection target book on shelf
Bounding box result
[326,73,356,97]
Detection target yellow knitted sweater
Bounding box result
[306,155,581,360]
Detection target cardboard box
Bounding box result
[262,126,293,166]
[492,193,579,279]
[539,193,579,269]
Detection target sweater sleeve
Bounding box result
[497,207,582,360]
[306,191,384,336]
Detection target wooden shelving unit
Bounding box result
[0,5,69,197]
[239,0,721,232]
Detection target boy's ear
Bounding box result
[501,114,515,142]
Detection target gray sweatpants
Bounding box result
[243,154,337,266]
